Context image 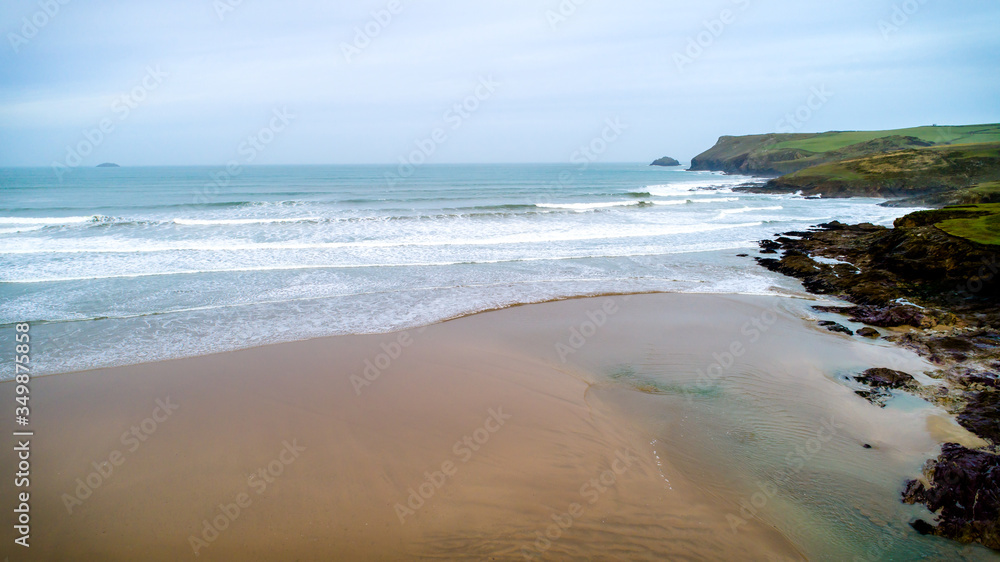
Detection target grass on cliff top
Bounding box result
[772,124,1000,154]
[969,181,1000,196]
[935,203,1000,246]
[785,142,1000,182]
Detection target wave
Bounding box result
[0,226,46,234]
[0,215,102,225]
[535,201,645,211]
[652,197,740,206]
[172,217,322,226]
[644,177,759,196]
[0,222,763,256]
[718,206,784,216]
[0,201,620,233]
[2,242,765,284]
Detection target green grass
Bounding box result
[785,161,863,181]
[936,203,1000,246]
[969,181,1000,196]
[787,142,1000,181]
[772,124,1000,153]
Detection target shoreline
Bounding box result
[2,292,992,560]
[754,213,1000,551]
[10,282,820,381]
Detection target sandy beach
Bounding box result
[1,293,993,561]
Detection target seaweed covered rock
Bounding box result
[856,327,881,338]
[903,443,1000,550]
[818,320,853,335]
[856,368,917,389]
[853,368,917,407]
[958,392,1000,444]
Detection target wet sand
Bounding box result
[1,294,993,560]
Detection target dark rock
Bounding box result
[650,156,681,167]
[957,392,1000,444]
[759,240,781,254]
[902,443,1000,550]
[856,388,892,408]
[856,368,917,389]
[812,305,854,314]
[965,374,1000,390]
[846,305,925,328]
[777,252,822,275]
[818,320,853,335]
[736,253,749,258]
[911,519,935,535]
[863,443,873,449]
[856,327,881,338]
[854,368,918,407]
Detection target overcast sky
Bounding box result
[1,0,998,167]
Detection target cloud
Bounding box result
[1,0,998,165]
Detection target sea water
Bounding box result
[0,163,909,377]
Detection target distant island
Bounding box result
[96,162,120,168]
[650,156,680,167]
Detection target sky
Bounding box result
[1,0,999,167]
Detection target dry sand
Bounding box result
[1,293,991,561]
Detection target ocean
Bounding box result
[0,163,909,377]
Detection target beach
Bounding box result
[4,1,999,558]
[2,293,992,561]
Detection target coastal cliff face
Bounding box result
[689,134,943,176]
[758,143,1000,202]
[754,205,1000,551]
[689,133,813,175]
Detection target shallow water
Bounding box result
[532,295,997,561]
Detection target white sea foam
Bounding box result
[172,217,321,225]
[0,225,45,234]
[651,197,740,206]
[1,244,762,284]
[0,215,98,225]
[535,201,642,211]
[718,205,784,216]
[0,222,764,255]
[644,176,758,196]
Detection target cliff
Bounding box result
[690,124,1000,178]
[754,142,1000,202]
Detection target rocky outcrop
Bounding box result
[903,443,1000,550]
[650,156,681,167]
[857,368,917,389]
[96,162,120,167]
[753,208,1000,551]
[754,219,1000,309]
[853,368,918,407]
